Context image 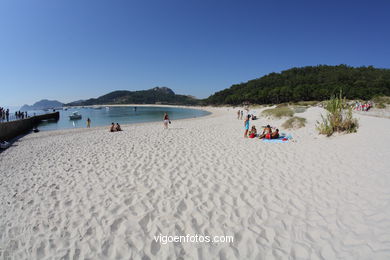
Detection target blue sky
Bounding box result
[1,0,389,107]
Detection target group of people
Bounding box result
[237,110,244,120]
[244,114,280,139]
[109,122,122,132]
[15,111,28,120]
[0,108,28,122]
[353,101,372,111]
[104,112,171,132]
[0,107,10,122]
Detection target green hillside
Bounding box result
[67,87,199,106]
[206,65,390,105]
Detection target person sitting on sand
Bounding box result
[271,129,280,139]
[110,122,116,132]
[248,125,257,138]
[115,123,122,131]
[249,126,257,135]
[259,125,272,139]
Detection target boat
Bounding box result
[69,112,82,120]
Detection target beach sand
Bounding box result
[1,106,390,259]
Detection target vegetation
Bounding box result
[282,117,306,129]
[372,96,390,104]
[292,106,307,113]
[67,87,199,106]
[317,92,359,136]
[205,65,390,105]
[376,103,386,109]
[262,107,294,118]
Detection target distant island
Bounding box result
[66,87,199,106]
[205,65,390,105]
[20,99,64,111]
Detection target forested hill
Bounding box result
[66,87,199,106]
[205,65,390,105]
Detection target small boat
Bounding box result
[69,112,82,120]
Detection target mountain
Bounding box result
[205,65,390,105]
[20,99,64,111]
[67,87,199,106]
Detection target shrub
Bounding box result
[282,117,306,129]
[292,106,307,113]
[294,101,319,106]
[261,107,294,118]
[317,92,359,136]
[372,96,390,105]
[376,103,386,109]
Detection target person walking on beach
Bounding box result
[163,112,170,129]
[87,118,91,128]
[237,110,240,119]
[244,115,250,138]
[240,110,243,120]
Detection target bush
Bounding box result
[294,101,319,106]
[292,106,307,113]
[282,117,306,129]
[376,103,386,109]
[262,107,294,118]
[372,96,390,105]
[317,92,359,136]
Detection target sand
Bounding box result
[1,106,390,260]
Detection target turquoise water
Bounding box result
[33,106,210,131]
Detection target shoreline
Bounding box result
[33,105,218,134]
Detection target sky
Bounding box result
[0,0,389,107]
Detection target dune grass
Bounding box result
[292,106,307,113]
[372,96,390,105]
[317,92,358,136]
[293,101,319,106]
[262,107,294,118]
[376,103,386,109]
[282,116,306,129]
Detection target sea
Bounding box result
[19,106,210,131]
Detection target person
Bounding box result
[87,118,91,128]
[248,125,257,138]
[259,125,272,139]
[240,110,243,120]
[244,115,250,138]
[5,109,9,122]
[110,122,116,132]
[115,123,122,131]
[271,129,280,139]
[237,110,240,119]
[249,126,257,135]
[163,112,170,129]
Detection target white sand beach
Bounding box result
[1,106,390,259]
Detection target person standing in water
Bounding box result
[87,118,91,128]
[163,112,170,129]
[244,115,250,138]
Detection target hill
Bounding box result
[20,99,63,111]
[205,65,390,105]
[67,87,199,106]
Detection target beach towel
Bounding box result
[262,134,292,143]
